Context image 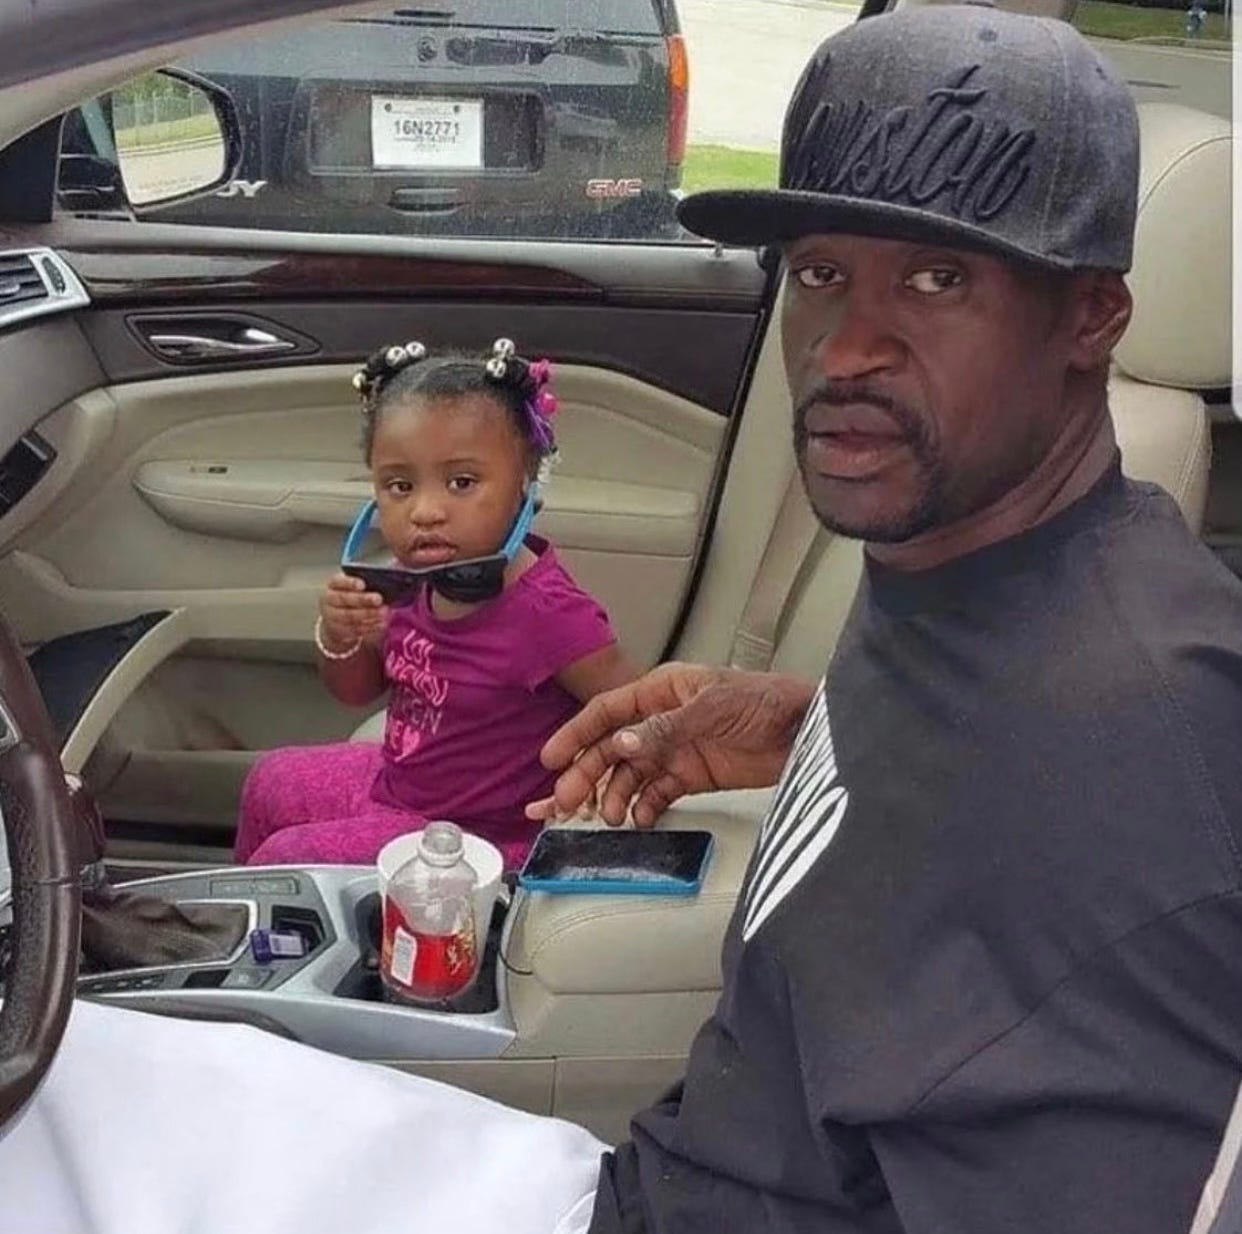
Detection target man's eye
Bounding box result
[907,268,963,294]
[794,264,844,290]
[447,476,477,493]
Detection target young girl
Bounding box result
[233,339,634,871]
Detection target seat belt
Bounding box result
[728,470,822,672]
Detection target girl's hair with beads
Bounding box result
[352,339,559,479]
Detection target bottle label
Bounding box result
[381,894,477,1001]
[390,926,417,988]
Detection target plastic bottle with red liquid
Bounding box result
[380,821,479,1006]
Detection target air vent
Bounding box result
[0,249,88,331]
[0,254,47,310]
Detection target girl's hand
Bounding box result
[319,573,389,652]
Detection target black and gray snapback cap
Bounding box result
[678,4,1140,271]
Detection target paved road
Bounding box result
[681,0,857,150]
[120,138,226,205]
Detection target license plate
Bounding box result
[371,96,484,170]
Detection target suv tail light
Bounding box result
[666,33,689,168]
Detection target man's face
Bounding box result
[782,234,1077,543]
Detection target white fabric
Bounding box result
[1191,1082,1242,1233]
[0,998,604,1234]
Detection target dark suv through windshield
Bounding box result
[140,0,688,240]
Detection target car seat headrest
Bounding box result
[1114,102,1231,390]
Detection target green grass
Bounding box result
[115,111,221,151]
[683,145,779,195]
[1073,0,1230,43]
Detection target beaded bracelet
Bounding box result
[314,616,362,661]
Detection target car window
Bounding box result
[1067,0,1231,121]
[1071,0,1231,43]
[54,0,851,244]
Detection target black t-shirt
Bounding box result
[589,463,1242,1233]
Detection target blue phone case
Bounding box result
[517,833,715,897]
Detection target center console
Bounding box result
[0,795,768,1142]
[74,866,517,1060]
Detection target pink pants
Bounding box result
[234,744,535,870]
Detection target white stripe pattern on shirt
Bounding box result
[742,684,850,942]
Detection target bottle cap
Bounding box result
[418,820,465,868]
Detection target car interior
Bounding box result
[0,0,1236,1225]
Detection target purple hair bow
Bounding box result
[526,358,558,453]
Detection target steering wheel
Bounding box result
[0,612,80,1130]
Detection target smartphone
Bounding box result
[518,828,714,897]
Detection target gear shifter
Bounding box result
[70,775,249,975]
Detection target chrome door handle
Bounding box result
[146,327,297,361]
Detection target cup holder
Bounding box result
[332,892,506,1015]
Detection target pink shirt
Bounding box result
[370,538,615,850]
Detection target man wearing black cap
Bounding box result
[531,4,1242,1232]
[1,5,1238,1234]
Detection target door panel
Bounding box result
[14,362,722,650]
[0,226,767,851]
[134,464,702,554]
[84,300,757,412]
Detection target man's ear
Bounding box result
[1067,271,1132,373]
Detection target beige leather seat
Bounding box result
[501,101,1232,1075]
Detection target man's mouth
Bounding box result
[801,405,910,481]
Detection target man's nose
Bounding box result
[813,298,904,382]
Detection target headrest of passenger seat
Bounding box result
[1114,102,1231,391]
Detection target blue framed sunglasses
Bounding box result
[340,487,538,606]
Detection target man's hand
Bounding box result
[319,573,388,652]
[526,662,815,828]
